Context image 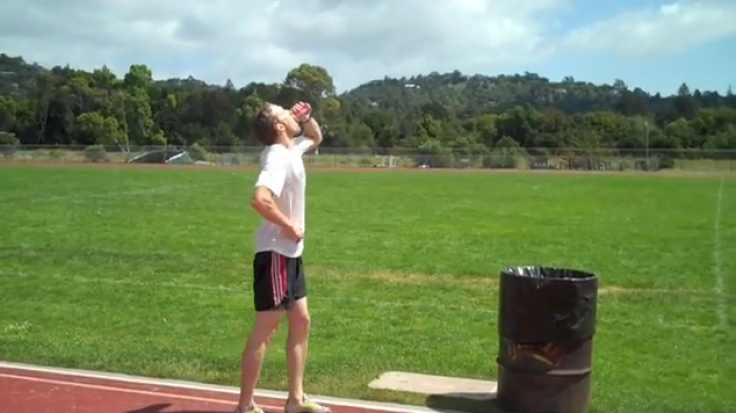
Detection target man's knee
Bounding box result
[247,326,277,346]
[293,311,310,328]
[247,311,282,344]
[288,298,310,329]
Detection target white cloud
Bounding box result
[559,0,736,57]
[0,0,733,91]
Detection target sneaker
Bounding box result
[235,405,266,413]
[285,395,332,413]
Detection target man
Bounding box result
[235,101,330,413]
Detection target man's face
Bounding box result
[268,103,301,139]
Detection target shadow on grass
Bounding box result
[424,393,510,413]
[124,403,228,413]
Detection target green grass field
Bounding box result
[0,165,734,413]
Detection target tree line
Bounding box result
[0,53,735,158]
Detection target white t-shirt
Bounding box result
[253,136,313,258]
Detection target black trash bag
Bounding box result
[498,266,598,343]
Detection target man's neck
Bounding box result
[274,134,291,148]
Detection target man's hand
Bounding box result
[281,223,304,243]
[290,102,312,123]
[290,101,322,152]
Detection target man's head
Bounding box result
[252,103,301,146]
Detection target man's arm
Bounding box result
[290,101,323,154]
[251,187,293,229]
[250,148,293,230]
[301,118,323,150]
[293,118,323,155]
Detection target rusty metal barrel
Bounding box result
[496,266,598,413]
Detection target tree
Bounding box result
[75,111,128,151]
[0,53,732,158]
[0,96,17,132]
[284,63,336,99]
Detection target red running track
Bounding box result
[0,365,410,413]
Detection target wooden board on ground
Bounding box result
[369,371,497,401]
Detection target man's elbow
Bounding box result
[303,120,323,146]
[250,194,261,210]
[312,127,324,145]
[252,186,279,211]
[250,188,269,211]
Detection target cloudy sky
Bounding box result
[1,0,734,95]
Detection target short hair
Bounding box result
[252,104,278,145]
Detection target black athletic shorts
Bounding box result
[252,251,307,312]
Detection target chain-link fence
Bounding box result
[1,144,735,172]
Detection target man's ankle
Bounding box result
[238,402,256,411]
[287,394,304,404]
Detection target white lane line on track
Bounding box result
[713,178,727,330]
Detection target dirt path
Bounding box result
[2,160,734,178]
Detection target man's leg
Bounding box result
[286,297,310,402]
[237,311,281,411]
[284,257,330,413]
[236,252,286,412]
